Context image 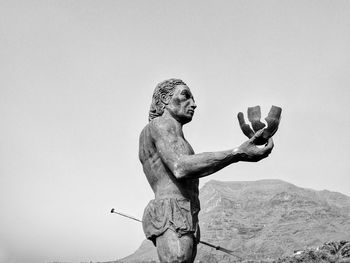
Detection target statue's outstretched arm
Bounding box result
[151,122,274,180]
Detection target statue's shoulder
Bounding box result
[144,117,174,137]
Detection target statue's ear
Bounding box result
[160,94,170,105]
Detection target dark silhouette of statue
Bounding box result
[139,79,276,263]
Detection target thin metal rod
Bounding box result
[111,208,142,223]
[110,208,242,259]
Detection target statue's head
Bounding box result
[149,78,190,122]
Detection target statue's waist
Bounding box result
[155,191,198,200]
[151,196,200,214]
[154,193,200,212]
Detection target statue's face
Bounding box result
[165,85,197,124]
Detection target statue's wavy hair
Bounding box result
[148,78,187,122]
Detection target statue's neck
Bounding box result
[162,111,184,132]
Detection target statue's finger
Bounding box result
[248,106,266,132]
[237,112,254,138]
[265,137,274,152]
[240,123,255,138]
[263,106,282,139]
[248,106,261,122]
[251,129,264,144]
[237,112,246,126]
[258,138,273,158]
[268,105,282,120]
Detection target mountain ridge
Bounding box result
[115,179,350,262]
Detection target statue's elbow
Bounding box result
[173,169,186,179]
[173,164,188,179]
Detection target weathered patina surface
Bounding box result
[139,79,276,263]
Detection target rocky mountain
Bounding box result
[115,179,350,262]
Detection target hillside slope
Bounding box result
[115,179,350,262]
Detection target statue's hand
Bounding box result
[237,105,282,145]
[237,129,274,162]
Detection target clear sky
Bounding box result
[1,1,350,262]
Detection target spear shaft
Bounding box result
[110,208,242,259]
[111,208,142,223]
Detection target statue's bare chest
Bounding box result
[172,136,194,155]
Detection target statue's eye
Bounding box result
[181,90,191,99]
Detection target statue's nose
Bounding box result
[191,99,197,109]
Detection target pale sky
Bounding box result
[1,1,350,262]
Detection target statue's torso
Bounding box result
[139,119,199,209]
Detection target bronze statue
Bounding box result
[139,79,278,263]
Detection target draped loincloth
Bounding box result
[142,198,200,246]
